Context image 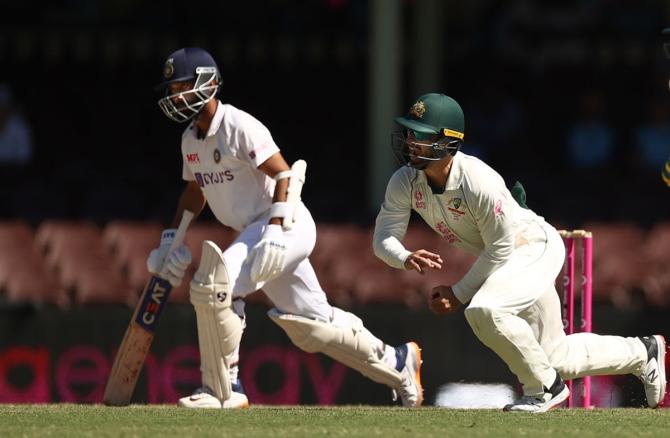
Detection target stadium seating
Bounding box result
[582,222,648,306]
[0,220,668,310]
[641,222,670,307]
[103,220,163,294]
[35,220,133,306]
[0,220,68,307]
[312,223,370,307]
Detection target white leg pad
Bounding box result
[190,240,243,402]
[268,308,402,388]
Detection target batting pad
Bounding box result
[190,240,243,402]
[268,308,402,388]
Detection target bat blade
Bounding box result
[103,210,193,406]
[103,275,172,406]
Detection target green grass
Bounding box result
[1,405,670,437]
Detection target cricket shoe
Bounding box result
[178,382,249,409]
[503,373,569,413]
[392,342,423,407]
[223,381,250,409]
[638,335,667,408]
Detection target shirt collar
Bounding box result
[189,100,224,139]
[416,154,464,193]
[204,100,225,137]
[444,153,464,191]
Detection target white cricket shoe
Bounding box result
[504,374,569,413]
[222,390,250,409]
[178,387,221,408]
[178,385,249,409]
[638,335,667,408]
[392,342,423,407]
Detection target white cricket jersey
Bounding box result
[181,101,279,231]
[373,152,550,304]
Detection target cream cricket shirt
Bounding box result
[373,152,548,304]
[181,101,279,232]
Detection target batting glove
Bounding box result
[248,224,287,283]
[147,229,192,287]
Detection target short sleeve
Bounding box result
[234,113,280,168]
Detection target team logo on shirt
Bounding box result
[213,149,221,163]
[447,197,465,220]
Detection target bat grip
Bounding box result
[159,210,194,277]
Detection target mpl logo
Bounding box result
[135,276,173,332]
[186,153,200,164]
[194,170,234,187]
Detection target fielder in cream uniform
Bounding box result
[149,47,423,409]
[374,93,667,412]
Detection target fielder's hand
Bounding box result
[404,249,443,274]
[248,224,287,283]
[147,229,192,287]
[429,285,461,315]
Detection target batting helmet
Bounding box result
[157,47,221,123]
[392,93,465,168]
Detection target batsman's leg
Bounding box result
[268,306,423,407]
[178,240,246,409]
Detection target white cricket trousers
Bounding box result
[463,220,647,396]
[221,202,332,320]
[212,202,394,377]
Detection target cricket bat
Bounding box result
[103,210,194,406]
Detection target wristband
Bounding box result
[269,202,291,219]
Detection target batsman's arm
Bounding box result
[258,152,290,226]
[171,181,206,228]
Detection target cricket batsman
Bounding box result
[150,47,422,409]
[373,92,667,412]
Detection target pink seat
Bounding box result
[0,222,66,306]
[353,262,419,308]
[4,257,67,308]
[185,223,237,268]
[35,221,103,272]
[0,220,34,250]
[312,224,369,306]
[72,262,134,306]
[642,223,670,307]
[35,220,100,254]
[582,222,647,304]
[168,269,194,304]
[103,220,163,272]
[36,220,134,305]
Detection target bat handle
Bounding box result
[160,210,194,276]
